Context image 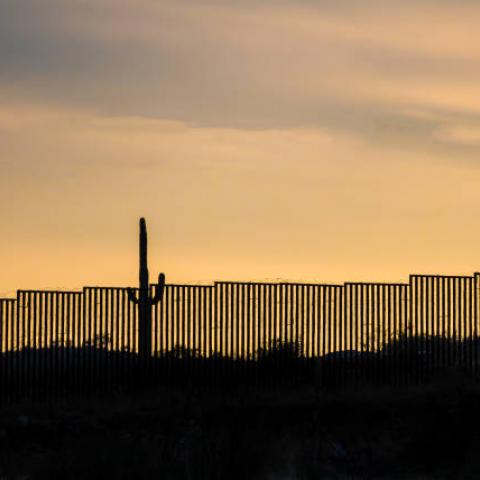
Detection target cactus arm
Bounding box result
[150,272,166,305]
[127,288,139,304]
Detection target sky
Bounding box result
[2,0,480,295]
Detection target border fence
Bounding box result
[1,273,480,401]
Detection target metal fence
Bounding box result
[1,273,480,400]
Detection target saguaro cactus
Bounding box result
[127,218,165,359]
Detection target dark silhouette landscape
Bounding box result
[2,219,480,478]
[2,220,480,403]
[4,1,480,476]
[1,370,480,479]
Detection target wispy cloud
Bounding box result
[2,0,480,133]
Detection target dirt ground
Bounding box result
[1,374,480,479]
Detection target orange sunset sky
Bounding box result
[2,0,480,296]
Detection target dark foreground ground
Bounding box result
[1,371,480,479]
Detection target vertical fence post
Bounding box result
[4,272,480,399]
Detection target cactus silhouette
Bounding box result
[127,218,165,358]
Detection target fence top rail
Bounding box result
[17,289,82,295]
[83,286,132,291]
[83,284,216,290]
[6,273,480,296]
[0,298,16,302]
[409,274,474,280]
[214,281,343,287]
[344,282,409,287]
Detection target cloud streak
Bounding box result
[2,1,480,131]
